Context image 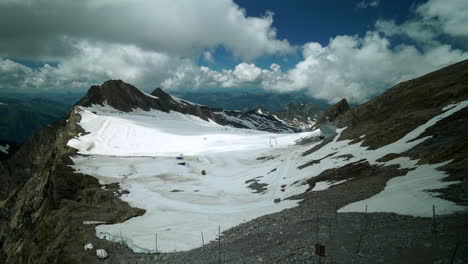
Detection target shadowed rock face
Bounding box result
[272,103,322,128]
[0,105,145,264]
[78,80,162,112]
[314,98,350,129]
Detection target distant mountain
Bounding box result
[273,103,323,130]
[0,98,70,142]
[0,89,323,145]
[78,81,300,133]
[0,90,84,105]
[172,90,331,112]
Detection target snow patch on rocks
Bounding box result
[0,144,10,154]
[96,249,108,259]
[84,243,93,251]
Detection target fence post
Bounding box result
[450,239,461,264]
[201,232,205,250]
[68,215,72,239]
[356,205,368,255]
[335,199,338,224]
[316,212,319,243]
[218,225,221,264]
[299,207,303,223]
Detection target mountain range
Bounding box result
[0,60,467,263]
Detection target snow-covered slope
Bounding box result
[67,94,467,253]
[68,102,319,252]
[76,80,298,133]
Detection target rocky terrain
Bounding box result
[261,103,323,130]
[0,60,467,264]
[312,98,350,129]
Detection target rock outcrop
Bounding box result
[304,59,468,207]
[334,59,468,149]
[0,106,144,264]
[272,103,322,129]
[313,98,350,129]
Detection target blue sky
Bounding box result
[234,0,424,45]
[201,0,430,70]
[0,0,467,103]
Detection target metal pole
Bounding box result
[316,212,319,243]
[69,215,72,239]
[356,205,368,254]
[335,200,338,224]
[218,225,221,264]
[450,239,461,264]
[201,232,205,249]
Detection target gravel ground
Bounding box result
[75,168,467,264]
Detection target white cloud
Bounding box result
[161,62,270,90]
[203,51,214,63]
[0,40,190,91]
[0,58,34,89]
[375,20,440,46]
[376,0,468,46]
[233,63,263,82]
[160,5,468,104]
[1,0,467,106]
[417,0,468,38]
[356,0,380,9]
[0,0,293,61]
[263,33,468,103]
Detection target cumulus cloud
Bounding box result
[1,0,467,105]
[376,0,468,47]
[233,63,263,82]
[161,62,267,90]
[417,0,468,38]
[264,33,468,103]
[0,0,292,61]
[159,0,468,104]
[0,58,34,89]
[0,40,191,91]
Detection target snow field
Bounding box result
[68,100,468,253]
[69,104,320,252]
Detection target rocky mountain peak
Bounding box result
[77,80,159,112]
[76,81,299,133]
[324,98,350,121]
[150,87,173,101]
[313,98,350,128]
